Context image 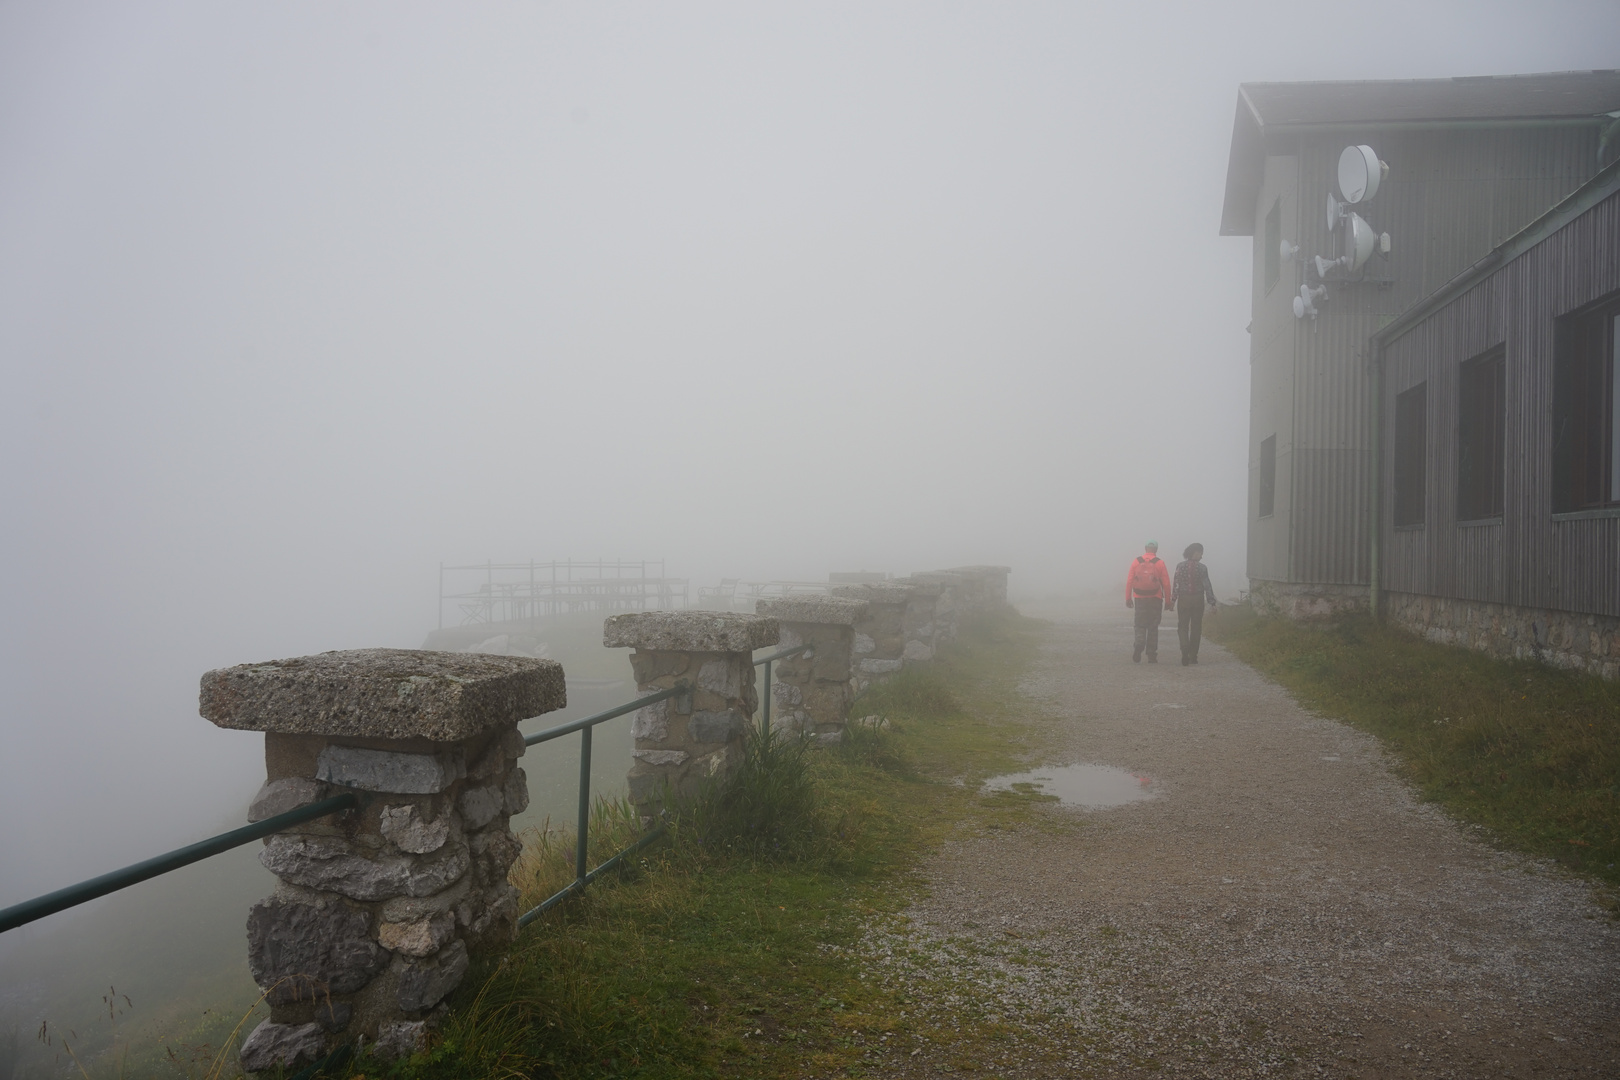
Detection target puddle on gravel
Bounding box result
[982,763,1156,809]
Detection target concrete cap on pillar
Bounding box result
[603,611,779,652]
[828,582,914,606]
[199,649,565,741]
[754,595,869,626]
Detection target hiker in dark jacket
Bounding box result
[1125,541,1173,663]
[1173,542,1219,665]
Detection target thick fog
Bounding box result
[2,0,1616,1032]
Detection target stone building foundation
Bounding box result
[603,611,778,819]
[199,649,564,1072]
[1246,578,1370,619]
[755,595,869,741]
[1385,591,1620,681]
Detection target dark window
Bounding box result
[1554,294,1620,511]
[1393,383,1427,527]
[1458,347,1506,520]
[1264,199,1281,294]
[1258,435,1276,518]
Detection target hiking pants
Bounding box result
[1132,596,1164,659]
[1177,595,1205,661]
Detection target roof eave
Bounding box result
[1219,91,1266,236]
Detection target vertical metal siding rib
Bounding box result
[1382,189,1620,618]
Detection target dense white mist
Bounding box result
[2,0,1616,906]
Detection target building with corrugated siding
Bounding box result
[1221,70,1620,675]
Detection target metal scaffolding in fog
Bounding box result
[438,559,689,628]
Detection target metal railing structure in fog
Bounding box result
[513,641,808,927]
[1,645,814,939]
[0,794,363,934]
[752,643,810,731]
[515,682,686,926]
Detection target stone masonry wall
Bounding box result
[1385,591,1620,681]
[604,611,778,820]
[904,571,963,645]
[200,649,563,1073]
[1246,578,1370,620]
[755,595,868,742]
[829,582,914,692]
[894,579,941,664]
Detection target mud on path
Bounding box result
[862,600,1620,1078]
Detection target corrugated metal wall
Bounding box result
[1259,123,1602,585]
[1382,189,1620,618]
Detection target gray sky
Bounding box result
[2,1,1617,900]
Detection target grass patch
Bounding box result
[1208,606,1620,885]
[320,611,1054,1080]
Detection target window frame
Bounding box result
[1392,382,1427,529]
[1456,345,1506,523]
[1552,292,1620,514]
[1257,434,1276,520]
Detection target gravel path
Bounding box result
[861,600,1620,1078]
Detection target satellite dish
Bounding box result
[1339,144,1382,204]
[1326,192,1344,232]
[1279,239,1299,263]
[1314,254,1339,279]
[1293,295,1307,319]
[1346,212,1377,271]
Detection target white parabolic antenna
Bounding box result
[1347,212,1377,271]
[1326,192,1344,232]
[1339,144,1382,203]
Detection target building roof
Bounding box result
[1220,70,1620,235]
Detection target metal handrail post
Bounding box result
[762,658,772,731]
[575,725,593,886]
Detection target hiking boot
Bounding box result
[1132,648,1142,663]
[1147,655,1158,663]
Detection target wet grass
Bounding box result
[313,610,1057,1080]
[1208,606,1620,887]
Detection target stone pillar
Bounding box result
[603,612,778,820]
[754,596,869,742]
[828,582,914,692]
[893,578,943,664]
[951,565,1012,610]
[199,649,565,1073]
[906,571,964,645]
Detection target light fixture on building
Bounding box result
[1294,283,1327,320]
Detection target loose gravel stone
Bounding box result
[860,600,1620,1078]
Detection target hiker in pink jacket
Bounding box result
[1125,541,1173,663]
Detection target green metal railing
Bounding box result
[0,793,362,934]
[753,643,810,732]
[514,642,809,927]
[515,682,687,926]
[2,646,813,939]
